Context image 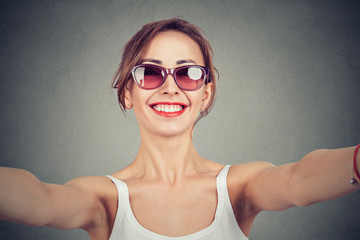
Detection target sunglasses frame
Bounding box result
[131,64,210,91]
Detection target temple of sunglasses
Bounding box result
[130,64,210,91]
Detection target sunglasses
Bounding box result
[130,64,210,91]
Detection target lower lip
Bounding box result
[151,107,186,118]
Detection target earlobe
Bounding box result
[125,101,133,109]
[124,86,133,109]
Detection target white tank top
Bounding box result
[107,165,248,240]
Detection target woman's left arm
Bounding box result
[244,145,360,212]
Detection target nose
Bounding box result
[160,73,179,95]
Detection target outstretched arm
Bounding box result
[243,145,360,212]
[0,167,104,230]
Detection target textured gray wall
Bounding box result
[0,0,359,239]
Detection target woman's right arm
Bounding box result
[0,167,104,230]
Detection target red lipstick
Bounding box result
[150,102,187,118]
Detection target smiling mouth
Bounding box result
[151,104,185,112]
[149,103,188,117]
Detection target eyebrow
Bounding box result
[140,58,197,65]
[176,59,197,65]
[140,58,162,64]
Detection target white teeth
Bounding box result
[153,104,184,112]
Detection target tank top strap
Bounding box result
[106,175,127,237]
[216,165,233,210]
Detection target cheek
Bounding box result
[193,97,203,108]
[130,88,158,120]
[188,90,206,108]
[131,87,149,106]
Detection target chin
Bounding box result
[151,124,192,138]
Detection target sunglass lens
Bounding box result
[134,66,164,89]
[176,67,205,90]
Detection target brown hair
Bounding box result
[113,18,218,125]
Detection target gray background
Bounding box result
[0,0,359,239]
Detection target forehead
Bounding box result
[141,31,204,66]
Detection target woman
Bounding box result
[0,18,359,240]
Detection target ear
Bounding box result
[124,82,133,109]
[201,83,213,110]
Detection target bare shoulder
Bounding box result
[228,162,275,182]
[63,175,118,236]
[65,175,118,202]
[227,162,275,202]
[226,162,276,232]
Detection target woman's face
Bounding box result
[125,31,213,138]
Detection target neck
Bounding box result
[131,130,204,184]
